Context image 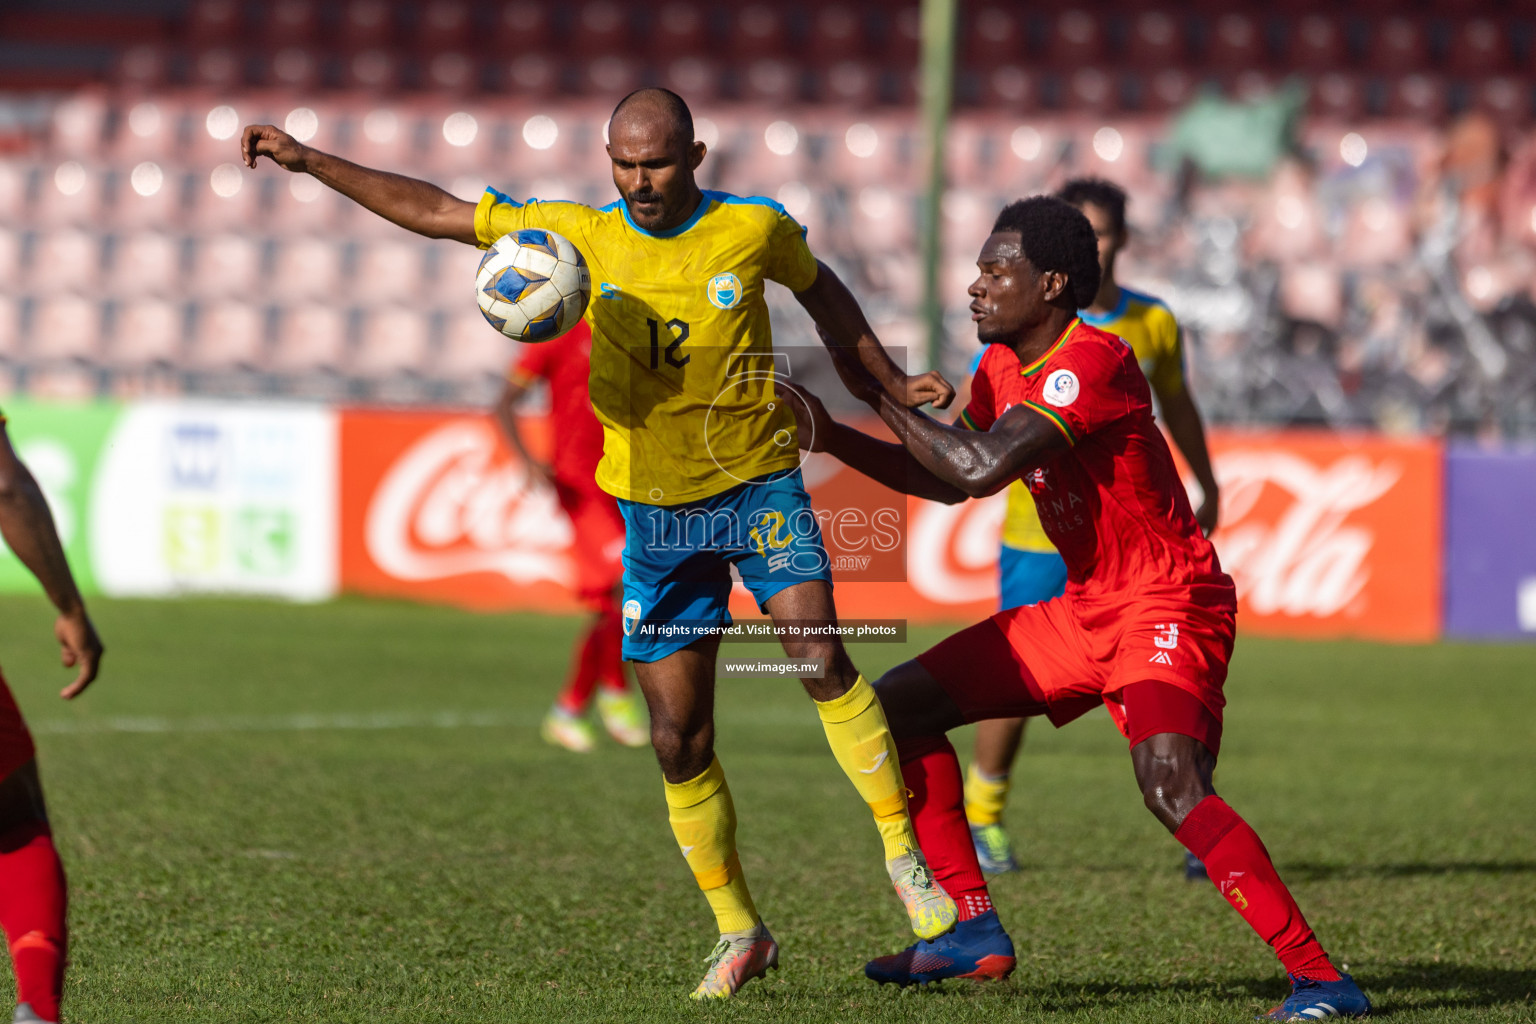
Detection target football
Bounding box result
[475,228,591,342]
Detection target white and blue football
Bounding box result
[475,228,591,342]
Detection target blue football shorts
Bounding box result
[997,544,1068,612]
[618,469,833,662]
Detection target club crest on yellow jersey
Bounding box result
[708,272,742,310]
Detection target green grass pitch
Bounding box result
[1,594,1532,1022]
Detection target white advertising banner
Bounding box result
[89,401,338,601]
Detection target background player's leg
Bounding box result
[541,609,606,751]
[966,718,1026,873]
[1130,728,1348,985]
[0,760,67,1024]
[764,580,956,940]
[590,590,645,747]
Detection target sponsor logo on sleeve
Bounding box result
[1042,369,1079,408]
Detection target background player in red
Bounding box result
[494,320,647,753]
[787,197,1371,1020]
[0,414,105,1024]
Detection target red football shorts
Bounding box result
[0,670,36,782]
[915,585,1235,756]
[555,481,625,606]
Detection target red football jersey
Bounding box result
[961,318,1231,599]
[507,320,604,492]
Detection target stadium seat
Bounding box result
[339,0,397,50]
[728,114,812,192]
[572,1,630,56]
[416,0,473,52]
[185,0,243,45]
[110,95,183,161]
[1041,9,1106,68]
[879,7,922,64]
[727,5,788,61]
[1307,72,1367,119]
[347,105,418,169]
[110,297,185,368]
[354,240,430,305]
[439,308,511,383]
[492,1,554,53]
[967,6,1027,67]
[1386,74,1449,122]
[0,230,19,285]
[190,164,262,232]
[270,238,344,303]
[33,161,105,227]
[809,61,883,108]
[660,58,726,104]
[189,234,262,299]
[500,54,561,98]
[117,164,186,231]
[258,0,319,46]
[1444,18,1512,77]
[739,60,802,105]
[1472,77,1533,126]
[1362,16,1430,75]
[340,49,402,91]
[806,5,869,64]
[110,231,183,297]
[259,47,324,91]
[420,52,482,94]
[187,299,266,370]
[1064,67,1118,113]
[29,294,103,364]
[113,45,173,89]
[1124,11,1186,69]
[1138,69,1198,112]
[977,65,1042,111]
[189,48,247,90]
[575,56,645,98]
[827,115,918,190]
[1203,13,1267,71]
[0,296,19,363]
[27,229,100,294]
[270,303,350,374]
[1282,14,1347,72]
[48,93,110,158]
[649,2,709,58]
[353,306,432,379]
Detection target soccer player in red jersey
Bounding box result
[787,197,1370,1020]
[0,414,105,1024]
[493,320,647,753]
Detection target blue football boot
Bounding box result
[865,909,1016,987]
[970,823,1020,875]
[1260,973,1372,1020]
[1184,851,1209,880]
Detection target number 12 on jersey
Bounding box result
[648,317,690,370]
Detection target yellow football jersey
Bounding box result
[997,287,1185,553]
[475,188,818,505]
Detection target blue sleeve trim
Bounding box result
[484,186,524,208]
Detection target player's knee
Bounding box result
[648,718,713,780]
[1135,755,1211,831]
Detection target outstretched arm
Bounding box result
[871,393,1069,499]
[795,261,956,410]
[783,385,966,504]
[0,425,103,698]
[1156,384,1219,536]
[242,124,477,244]
[492,376,553,488]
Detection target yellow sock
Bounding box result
[664,756,760,935]
[815,675,920,861]
[964,763,1011,827]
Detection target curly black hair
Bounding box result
[1056,177,1127,235]
[991,196,1101,309]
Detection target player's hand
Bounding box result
[242,124,309,172]
[901,370,956,410]
[55,607,103,700]
[777,383,833,452]
[1194,493,1219,537]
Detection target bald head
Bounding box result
[606,88,706,233]
[610,88,694,152]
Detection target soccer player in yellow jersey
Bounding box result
[963,179,1223,878]
[241,88,958,999]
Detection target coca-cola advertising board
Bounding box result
[339,408,581,611]
[339,410,1443,640]
[1202,431,1442,642]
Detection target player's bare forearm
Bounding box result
[241,124,477,243]
[822,420,967,504]
[797,266,954,409]
[874,397,1066,499]
[1158,387,1220,530]
[493,380,549,481]
[0,448,83,617]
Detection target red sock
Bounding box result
[1176,796,1339,981]
[0,821,67,1022]
[555,615,608,714]
[898,735,994,922]
[594,609,627,694]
